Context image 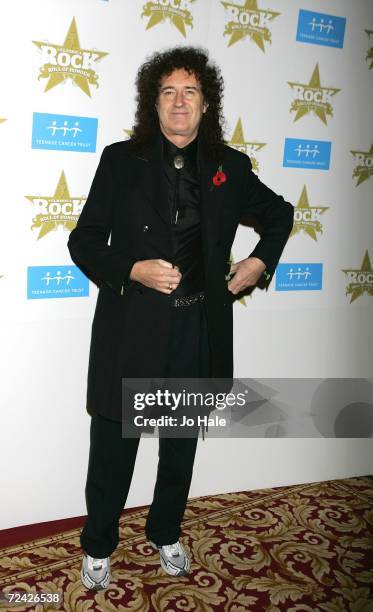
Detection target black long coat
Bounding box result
[68,135,294,421]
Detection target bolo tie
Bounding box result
[172,154,184,225]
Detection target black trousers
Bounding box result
[80,299,210,558]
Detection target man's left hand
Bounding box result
[227,257,266,295]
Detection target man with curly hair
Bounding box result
[68,46,293,590]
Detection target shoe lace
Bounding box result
[163,542,182,557]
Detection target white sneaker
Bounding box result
[149,540,190,576]
[81,553,111,590]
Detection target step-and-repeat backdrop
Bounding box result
[0,0,372,526]
[1,0,371,320]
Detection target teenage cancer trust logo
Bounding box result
[32,112,98,153]
[276,263,322,291]
[290,185,328,242]
[350,143,373,187]
[283,138,331,170]
[33,17,108,97]
[342,251,373,303]
[27,266,89,299]
[288,63,340,125]
[296,10,346,49]
[221,0,280,51]
[25,172,85,239]
[141,0,196,37]
[227,118,266,173]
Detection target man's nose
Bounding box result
[174,90,185,105]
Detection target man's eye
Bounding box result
[184,89,197,98]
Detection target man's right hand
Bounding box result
[129,259,182,294]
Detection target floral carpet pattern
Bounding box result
[1,476,373,611]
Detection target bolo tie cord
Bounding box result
[172,154,184,225]
[173,169,180,225]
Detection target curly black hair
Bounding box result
[131,46,226,161]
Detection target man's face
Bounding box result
[156,68,207,146]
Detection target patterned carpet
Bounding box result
[1,476,373,611]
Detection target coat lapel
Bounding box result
[198,139,224,261]
[131,133,171,227]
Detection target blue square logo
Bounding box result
[32,113,98,153]
[296,9,346,48]
[27,265,89,299]
[276,263,323,291]
[283,138,331,170]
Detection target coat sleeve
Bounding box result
[240,159,294,280]
[67,146,136,296]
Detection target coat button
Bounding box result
[143,225,149,232]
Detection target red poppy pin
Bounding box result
[212,165,226,187]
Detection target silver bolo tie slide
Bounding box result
[173,154,184,170]
[173,154,184,224]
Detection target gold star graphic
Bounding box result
[33,17,108,97]
[141,1,195,38]
[26,171,85,240]
[288,63,340,125]
[228,118,266,173]
[222,0,280,51]
[351,143,373,186]
[342,251,373,303]
[290,185,328,242]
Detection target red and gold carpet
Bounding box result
[1,476,373,611]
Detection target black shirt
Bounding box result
[162,134,205,297]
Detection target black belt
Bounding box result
[172,291,205,307]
